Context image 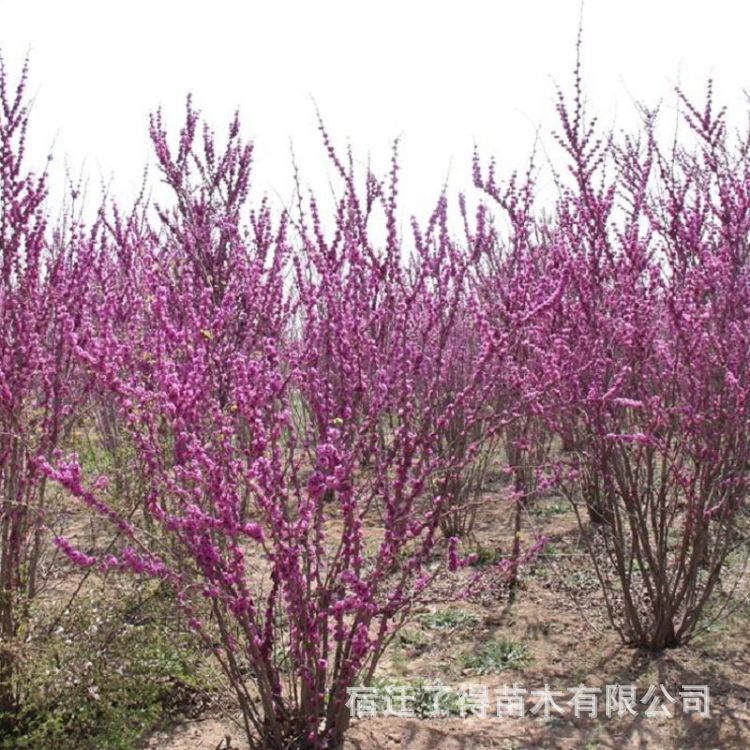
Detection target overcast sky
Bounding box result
[2,0,750,221]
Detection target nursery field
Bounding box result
[4,50,750,750]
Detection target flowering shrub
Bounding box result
[470,150,568,596]
[0,58,95,725]
[42,108,508,748]
[548,74,750,650]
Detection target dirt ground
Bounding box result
[138,483,750,750]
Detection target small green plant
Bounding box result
[369,678,462,718]
[419,608,479,631]
[468,543,504,567]
[461,638,531,675]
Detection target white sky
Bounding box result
[2,0,750,222]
